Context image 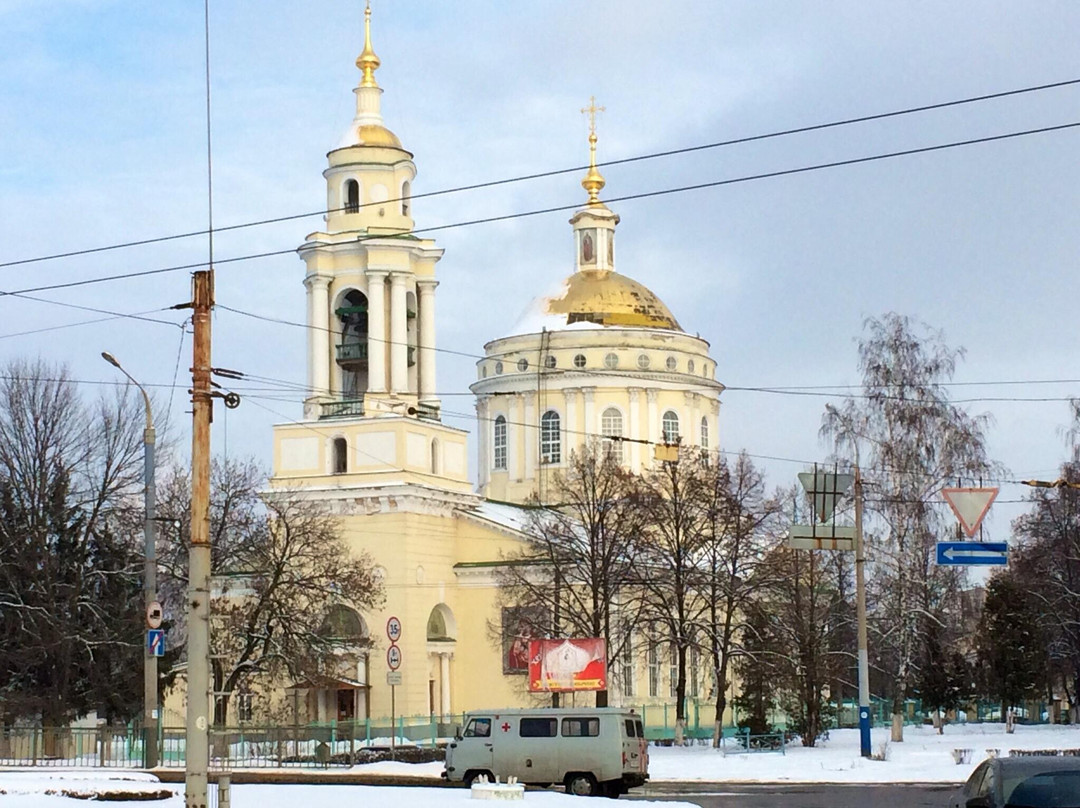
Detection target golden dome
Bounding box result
[355,124,403,148]
[544,269,681,330]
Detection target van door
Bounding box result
[458,716,495,778]
[515,715,558,784]
[559,715,604,784]
[622,716,646,778]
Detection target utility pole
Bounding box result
[185,270,214,807]
[854,465,872,758]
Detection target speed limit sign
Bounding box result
[386,616,402,643]
[387,644,402,671]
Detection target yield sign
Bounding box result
[798,470,854,523]
[941,487,998,538]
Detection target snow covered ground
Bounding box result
[1,722,1077,804]
[648,722,1080,783]
[0,773,696,807]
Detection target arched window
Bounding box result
[601,407,623,463]
[431,438,440,475]
[332,437,347,474]
[540,410,561,464]
[401,180,411,216]
[700,416,710,467]
[493,415,507,470]
[662,410,680,444]
[344,179,360,214]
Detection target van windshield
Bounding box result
[464,718,491,737]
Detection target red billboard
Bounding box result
[527,638,607,693]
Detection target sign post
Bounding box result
[386,618,402,760]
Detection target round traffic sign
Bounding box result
[387,644,402,671]
[386,616,402,643]
[146,601,163,629]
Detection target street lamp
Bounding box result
[102,351,159,768]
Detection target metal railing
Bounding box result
[320,398,365,418]
[335,342,368,362]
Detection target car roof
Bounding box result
[993,756,1080,774]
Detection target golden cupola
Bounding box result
[508,98,682,334]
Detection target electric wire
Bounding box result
[4,119,1080,299]
[4,76,1080,270]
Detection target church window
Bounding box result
[637,354,650,369]
[687,359,696,374]
[495,361,504,375]
[604,352,619,370]
[620,627,634,698]
[647,639,659,697]
[332,437,348,474]
[482,366,487,378]
[544,355,556,369]
[431,438,440,474]
[700,416,710,467]
[665,355,678,371]
[662,410,680,444]
[344,179,360,213]
[517,358,529,372]
[540,410,561,464]
[401,180,411,216]
[573,354,587,369]
[601,407,623,463]
[493,416,507,470]
[669,643,679,698]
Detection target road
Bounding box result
[630,782,958,807]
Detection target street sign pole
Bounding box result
[854,466,871,759]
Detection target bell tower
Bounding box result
[299,1,441,421]
[274,2,469,491]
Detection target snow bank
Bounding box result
[648,722,1080,783]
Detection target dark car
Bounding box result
[953,756,1080,808]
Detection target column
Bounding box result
[417,280,439,405]
[646,389,659,447]
[477,396,490,490]
[563,389,579,455]
[308,276,331,402]
[366,271,387,393]
[687,392,700,450]
[440,652,451,720]
[510,393,524,481]
[389,273,409,393]
[524,393,536,481]
[582,387,596,446]
[628,387,642,472]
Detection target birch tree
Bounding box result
[821,313,997,741]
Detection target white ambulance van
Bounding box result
[442,707,648,798]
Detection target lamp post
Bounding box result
[102,351,158,768]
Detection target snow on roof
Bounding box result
[462,500,538,535]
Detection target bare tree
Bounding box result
[821,314,998,741]
[0,359,146,739]
[157,458,384,725]
[636,448,710,744]
[496,444,644,708]
[696,452,784,745]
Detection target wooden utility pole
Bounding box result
[185,270,214,807]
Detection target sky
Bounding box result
[2,0,1080,544]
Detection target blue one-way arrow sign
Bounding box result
[936,541,1008,566]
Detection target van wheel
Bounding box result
[464,770,493,787]
[565,772,599,796]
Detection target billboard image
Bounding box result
[528,638,607,692]
[501,606,547,674]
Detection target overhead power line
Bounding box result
[5,118,1080,300]
[3,76,1079,271]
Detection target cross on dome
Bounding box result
[580,95,607,207]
